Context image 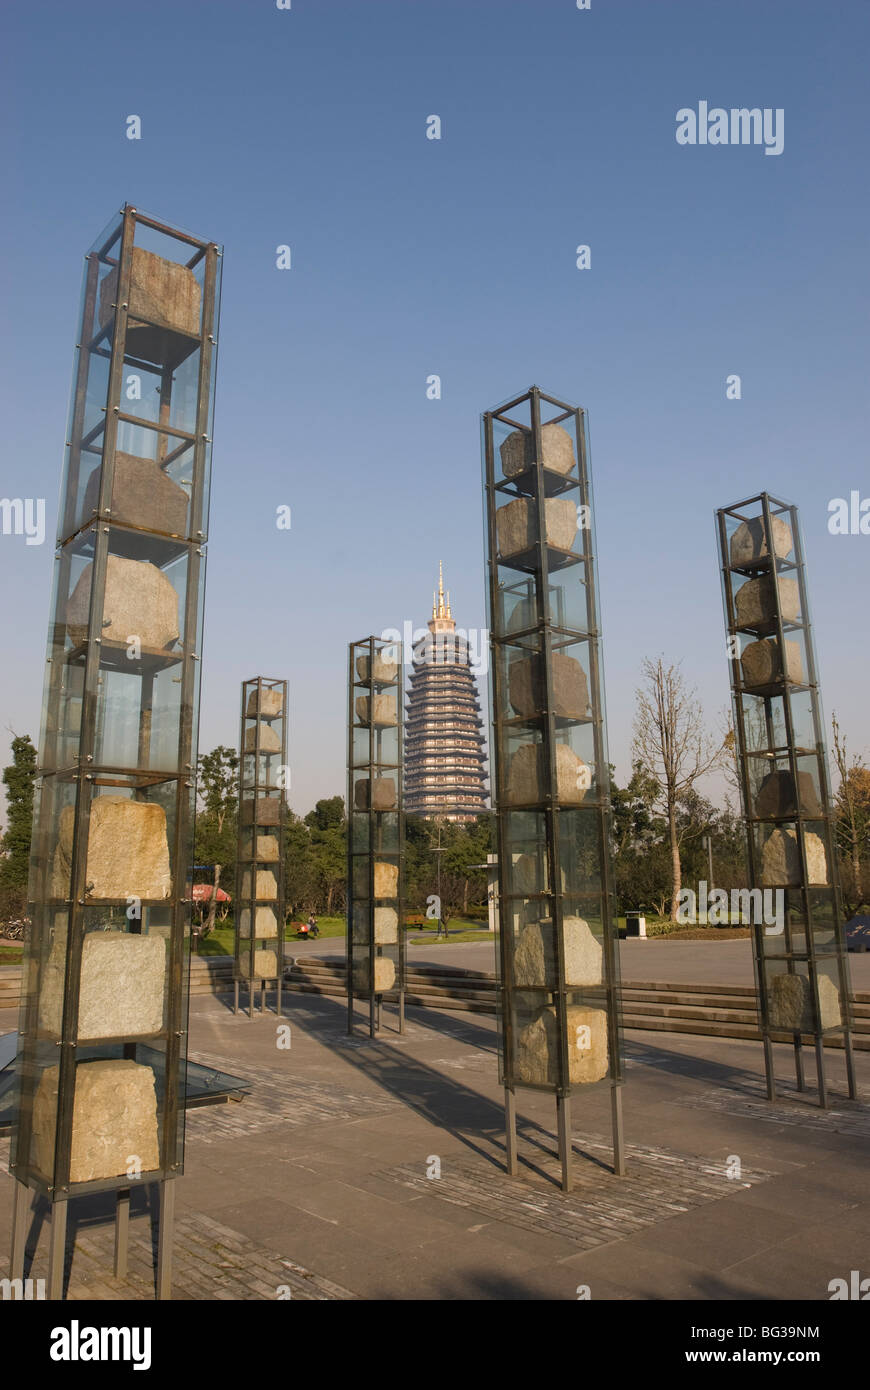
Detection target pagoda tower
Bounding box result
[405,564,489,821]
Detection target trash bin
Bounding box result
[625,911,647,939]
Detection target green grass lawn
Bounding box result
[196,916,493,955]
[197,916,347,956]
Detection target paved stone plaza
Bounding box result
[2,963,869,1300]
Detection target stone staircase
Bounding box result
[2,955,868,1050]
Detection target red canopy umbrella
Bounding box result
[192,883,231,904]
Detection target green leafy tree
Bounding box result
[193,745,239,896]
[0,733,37,895]
[304,797,347,913]
[284,811,317,917]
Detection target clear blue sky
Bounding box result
[0,0,867,815]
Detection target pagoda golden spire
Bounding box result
[434,561,452,620]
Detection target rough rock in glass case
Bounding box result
[234,678,288,1018]
[347,637,405,1035]
[9,206,221,1300]
[482,387,624,1192]
[716,492,857,1107]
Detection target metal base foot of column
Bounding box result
[557,1094,572,1193]
[156,1180,175,1301]
[504,1087,518,1177]
[47,1198,68,1302]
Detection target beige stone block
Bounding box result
[82,452,189,537]
[512,853,545,895]
[353,955,396,993]
[66,554,179,650]
[99,246,201,355]
[734,575,800,629]
[514,917,602,989]
[506,742,588,805]
[52,797,171,901]
[238,907,278,938]
[242,833,280,862]
[32,1059,159,1184]
[767,971,841,1032]
[38,932,165,1040]
[353,777,397,811]
[374,861,399,898]
[240,797,281,826]
[499,422,576,479]
[508,653,588,720]
[240,869,278,900]
[761,827,828,886]
[245,686,284,718]
[755,770,821,819]
[243,723,281,753]
[238,948,279,979]
[515,1004,608,1086]
[505,594,539,635]
[356,653,399,683]
[496,497,578,559]
[355,694,397,726]
[730,515,794,567]
[352,905,398,944]
[241,833,279,862]
[740,637,804,689]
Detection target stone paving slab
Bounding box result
[1,986,869,1301]
[377,1138,773,1251]
[1,1204,357,1301]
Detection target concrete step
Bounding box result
[2,957,868,1051]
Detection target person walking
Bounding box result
[307,912,320,939]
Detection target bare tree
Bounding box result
[831,712,870,913]
[632,657,729,920]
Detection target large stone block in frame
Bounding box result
[99,246,201,361]
[238,947,279,979]
[515,1004,608,1086]
[729,515,793,568]
[355,694,397,726]
[240,868,278,901]
[508,653,588,720]
[240,797,281,827]
[52,798,172,901]
[513,917,602,989]
[505,742,589,805]
[38,932,166,1040]
[734,574,800,629]
[240,833,280,862]
[238,907,278,938]
[245,686,284,718]
[243,723,281,753]
[355,653,398,684]
[496,497,578,559]
[32,1059,160,1184]
[353,777,397,811]
[66,555,180,650]
[767,971,841,1032]
[83,452,190,537]
[353,955,396,993]
[499,422,576,479]
[754,770,821,819]
[740,637,804,690]
[761,827,828,886]
[352,906,398,945]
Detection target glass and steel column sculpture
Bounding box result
[716,492,856,1107]
[234,678,288,1018]
[10,205,221,1298]
[482,385,624,1192]
[347,636,405,1036]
